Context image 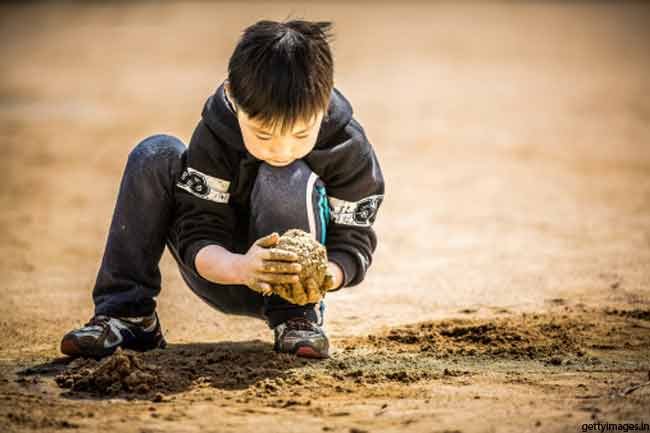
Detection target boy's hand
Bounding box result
[270,266,339,306]
[237,232,302,295]
[324,261,343,291]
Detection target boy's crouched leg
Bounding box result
[61,134,185,358]
[165,242,267,320]
[93,134,186,317]
[250,160,330,358]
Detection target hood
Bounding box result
[201,80,354,154]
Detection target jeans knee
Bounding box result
[255,159,312,190]
[127,134,186,171]
[250,159,329,242]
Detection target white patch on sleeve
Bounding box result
[176,167,231,204]
[328,194,384,227]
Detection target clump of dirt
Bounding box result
[52,341,308,399]
[270,229,328,305]
[361,313,589,359]
[277,229,328,287]
[605,308,650,321]
[55,348,166,396]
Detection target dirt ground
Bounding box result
[1,2,649,432]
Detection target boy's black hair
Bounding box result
[227,19,335,135]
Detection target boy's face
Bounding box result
[225,83,325,167]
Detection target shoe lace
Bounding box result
[83,315,111,328]
[284,317,319,332]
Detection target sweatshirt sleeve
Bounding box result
[323,118,385,289]
[173,120,237,275]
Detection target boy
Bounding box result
[60,19,385,359]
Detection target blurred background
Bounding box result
[1,1,649,350]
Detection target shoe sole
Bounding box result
[60,337,86,357]
[295,344,329,359]
[60,335,166,359]
[60,336,115,359]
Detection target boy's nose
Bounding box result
[270,142,293,156]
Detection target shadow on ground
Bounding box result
[16,339,318,400]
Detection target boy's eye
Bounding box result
[256,134,309,140]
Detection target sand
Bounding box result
[1,2,649,432]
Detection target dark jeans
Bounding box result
[92,134,328,329]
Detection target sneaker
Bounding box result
[273,317,330,359]
[60,312,166,358]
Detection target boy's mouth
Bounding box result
[268,159,293,166]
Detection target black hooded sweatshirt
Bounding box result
[172,81,385,289]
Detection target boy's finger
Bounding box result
[305,279,321,303]
[256,272,300,284]
[322,273,336,291]
[257,281,273,296]
[290,282,309,306]
[306,278,318,291]
[250,280,271,295]
[307,292,321,304]
[274,284,298,305]
[260,261,302,274]
[265,248,299,262]
[256,232,279,248]
[274,284,290,300]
